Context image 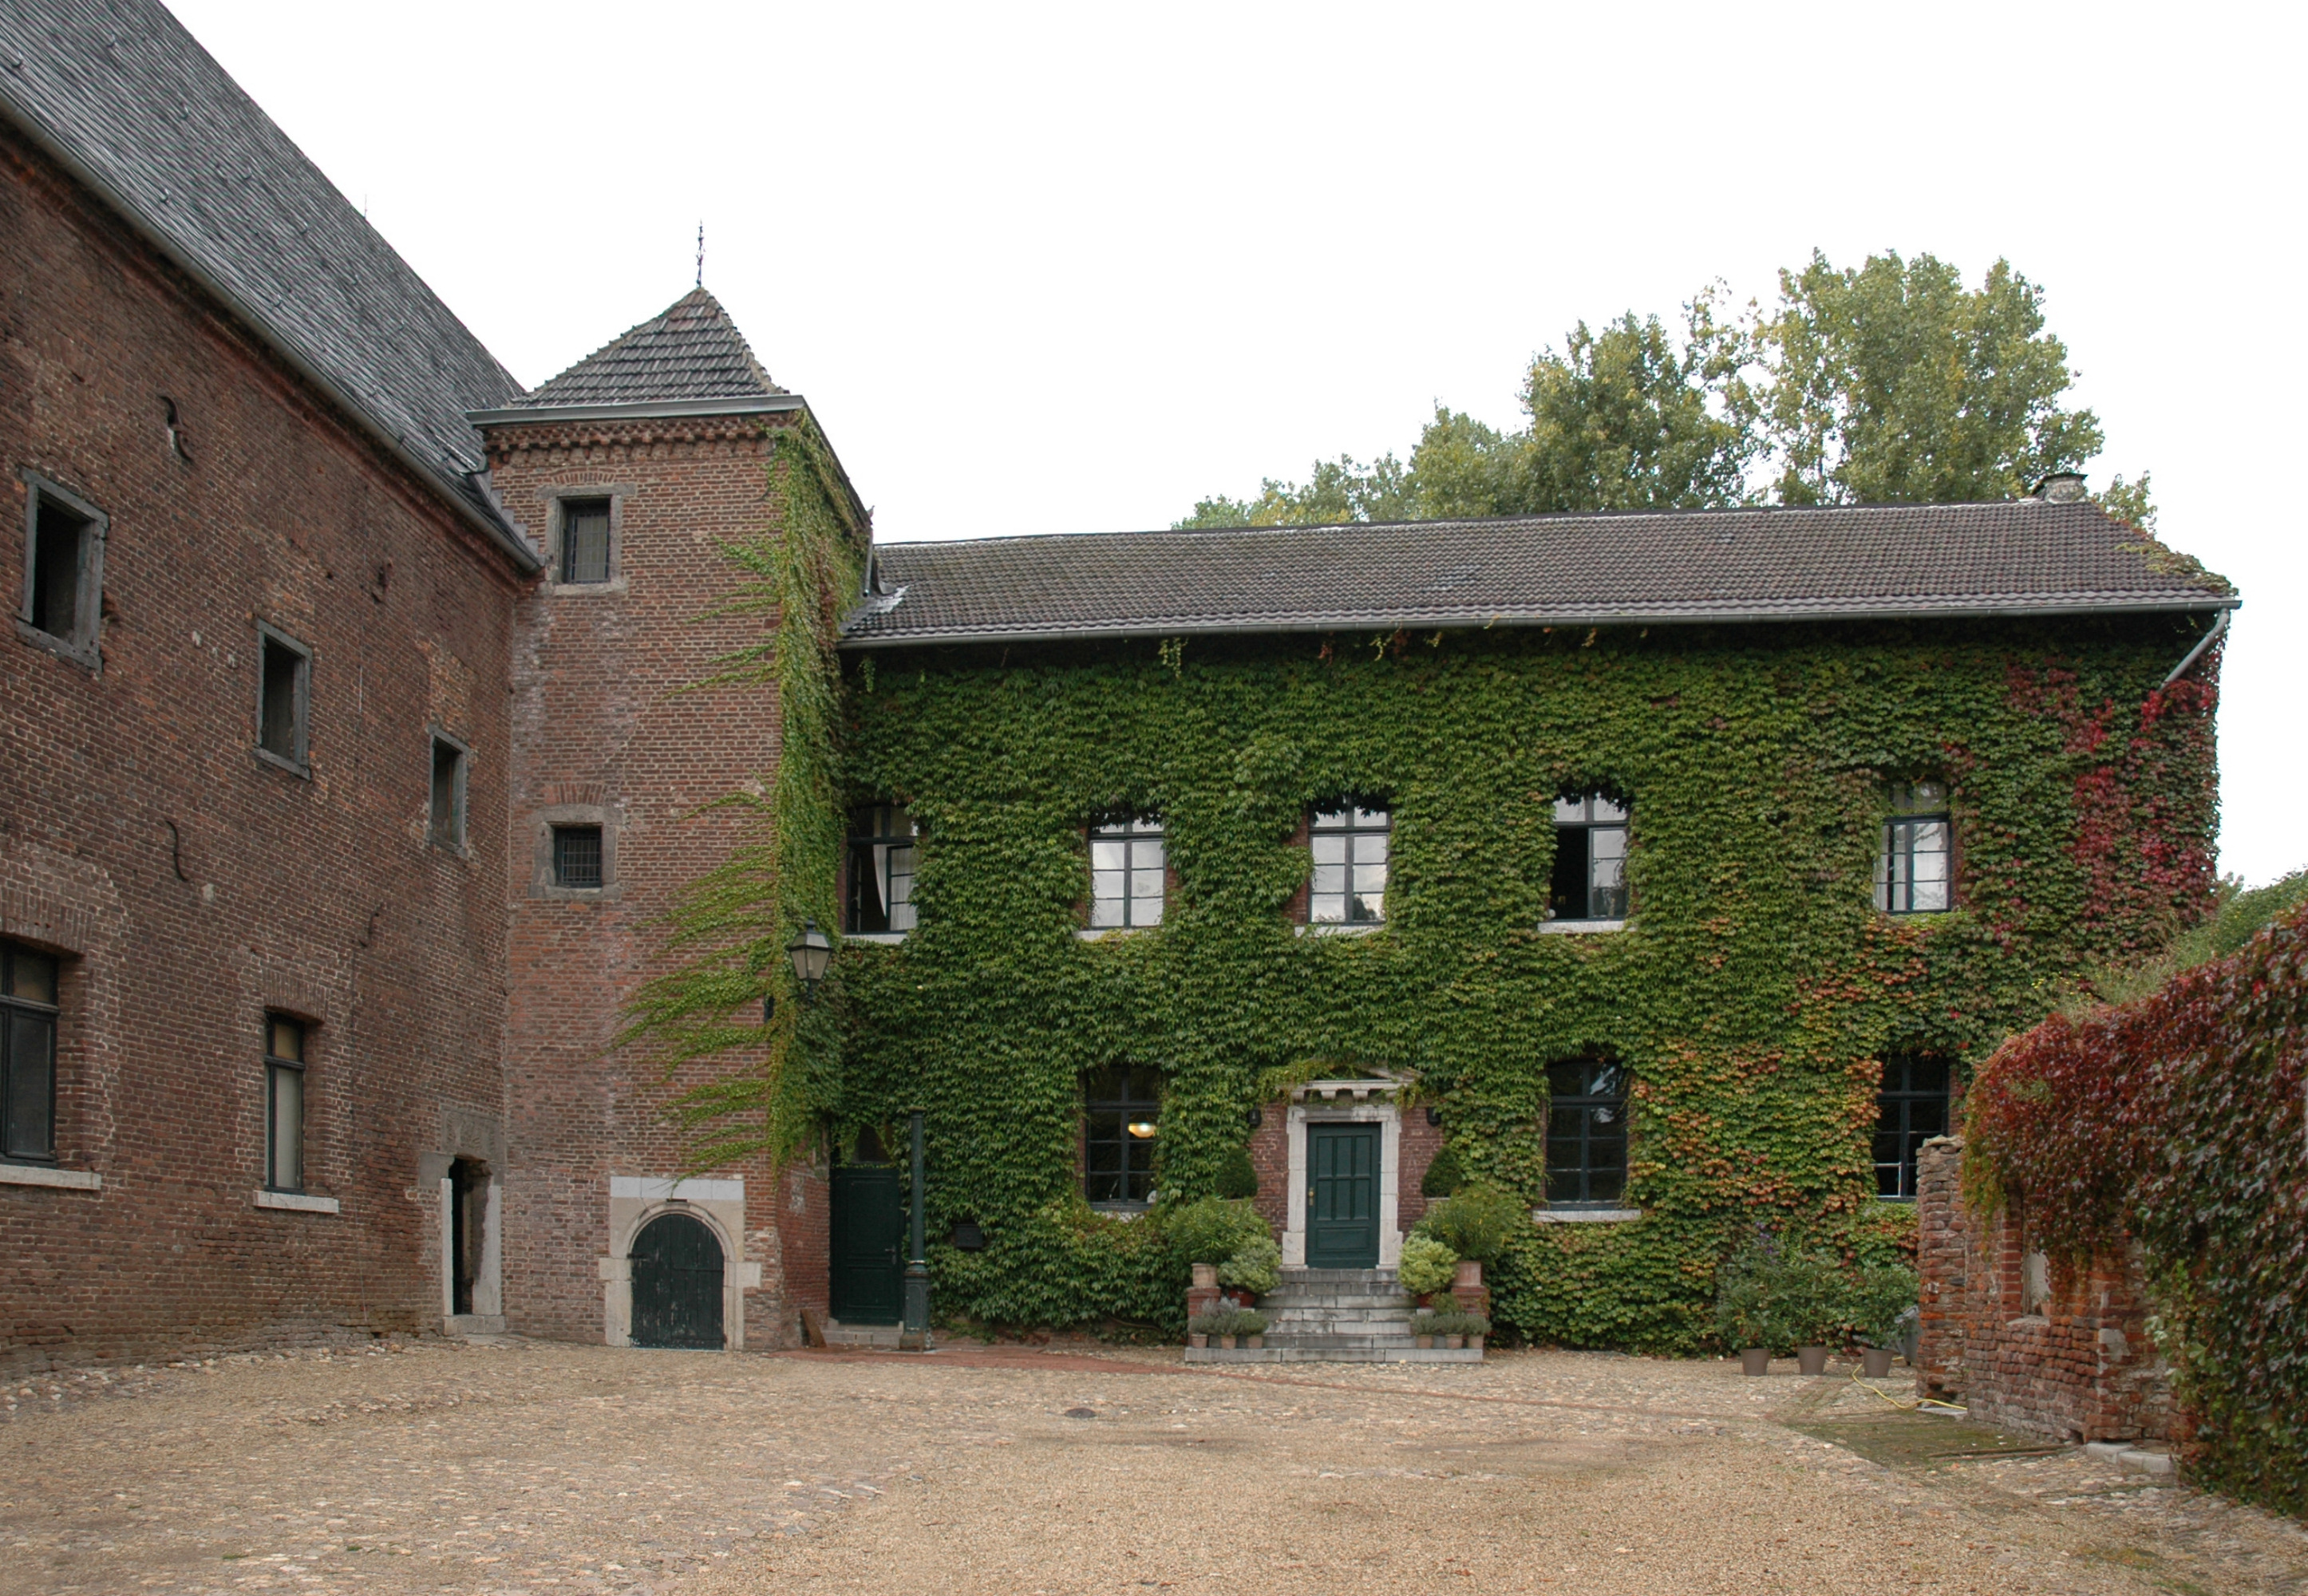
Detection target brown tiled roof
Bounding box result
[510,288,784,409]
[843,500,2234,648]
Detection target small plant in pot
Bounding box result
[1397,1233,1459,1304]
[1713,1235,1787,1375]
[1848,1260,1919,1380]
[1218,1234,1282,1299]
[1188,1307,1267,1349]
[1416,1184,1520,1291]
[1408,1309,1444,1349]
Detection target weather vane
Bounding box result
[695,223,705,289]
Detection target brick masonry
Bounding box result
[1915,1136,2171,1443]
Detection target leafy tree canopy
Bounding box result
[1177,251,2153,528]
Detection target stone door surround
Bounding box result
[1282,1077,1408,1270]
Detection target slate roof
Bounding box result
[0,0,531,556]
[843,500,2235,648]
[508,288,785,410]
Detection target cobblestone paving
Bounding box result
[2,1340,2301,1595]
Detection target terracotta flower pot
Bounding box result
[1219,1334,1237,1350]
[1415,1335,1435,1349]
[1796,1345,1829,1377]
[1188,1333,1207,1349]
[1467,1335,1484,1353]
[1453,1259,1484,1292]
[1246,1334,1264,1349]
[1443,1335,1465,1350]
[1861,1346,1895,1379]
[1740,1348,1771,1377]
[1192,1262,1219,1290]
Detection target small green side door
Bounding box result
[829,1165,904,1324]
[1306,1124,1381,1269]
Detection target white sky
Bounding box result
[166,0,2305,887]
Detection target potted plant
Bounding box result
[1713,1236,1784,1376]
[1459,1310,1491,1353]
[1417,1185,1520,1294]
[1397,1234,1459,1305]
[1191,1262,1219,1291]
[1219,1234,1282,1299]
[1409,1308,1443,1349]
[1235,1308,1269,1350]
[1848,1260,1919,1379]
[1781,1247,1848,1376]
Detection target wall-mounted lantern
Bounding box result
[786,919,832,998]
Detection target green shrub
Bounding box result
[1421,1144,1464,1199]
[1397,1232,1460,1298]
[1164,1195,1268,1266]
[1217,1234,1282,1296]
[1188,1306,1268,1338]
[1713,1231,1851,1352]
[1213,1145,1259,1200]
[1848,1260,1919,1349]
[1417,1185,1522,1264]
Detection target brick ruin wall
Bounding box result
[1915,1136,2172,1443]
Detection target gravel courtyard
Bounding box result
[2,1338,2302,1596]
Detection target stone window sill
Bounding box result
[0,1162,102,1191]
[254,1189,340,1214]
[253,745,311,780]
[1532,1207,1642,1223]
[1089,1201,1152,1219]
[1539,918,1626,935]
[14,618,100,673]
[846,931,907,946]
[1295,922,1384,938]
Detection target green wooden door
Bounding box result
[630,1212,725,1349]
[830,1165,905,1324]
[1306,1124,1381,1268]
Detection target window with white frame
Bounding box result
[1550,793,1629,922]
[1875,781,1951,914]
[847,804,919,934]
[1309,804,1389,925]
[1089,816,1164,929]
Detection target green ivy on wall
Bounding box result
[820,617,2217,1349]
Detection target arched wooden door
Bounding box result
[629,1211,725,1349]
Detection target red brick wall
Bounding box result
[1243,1098,1444,1250]
[0,127,517,1373]
[1916,1136,2171,1442]
[484,412,824,1347]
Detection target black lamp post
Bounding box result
[900,1108,931,1349]
[785,919,832,1001]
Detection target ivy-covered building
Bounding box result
[820,502,2232,1348]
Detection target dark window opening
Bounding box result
[429,737,465,850]
[1551,793,1629,921]
[449,1157,489,1314]
[846,804,918,934]
[553,824,604,889]
[1876,781,1951,914]
[1874,1053,1950,1199]
[560,499,611,585]
[1089,816,1164,929]
[28,496,90,642]
[1546,1057,1627,1207]
[2,942,60,1163]
[1309,804,1389,924]
[258,630,309,764]
[1085,1065,1160,1206]
[265,1013,306,1193]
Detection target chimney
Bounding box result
[2032,472,2088,504]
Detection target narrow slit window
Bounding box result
[1550,794,1629,921]
[1874,1053,1950,1199]
[1084,1065,1160,1206]
[1876,782,1952,914]
[265,1014,306,1194]
[2,942,60,1163]
[560,499,612,585]
[1089,816,1164,929]
[429,737,467,850]
[1309,804,1389,925]
[1545,1057,1627,1207]
[846,804,919,934]
[257,629,310,765]
[553,824,604,889]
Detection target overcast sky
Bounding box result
[167,0,2305,886]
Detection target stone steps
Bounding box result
[1188,1266,1478,1365]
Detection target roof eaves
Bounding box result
[838,593,2240,650]
[0,80,542,577]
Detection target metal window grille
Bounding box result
[1085,1065,1160,1205]
[257,629,309,764]
[1873,1053,1950,1199]
[1875,782,1952,913]
[1550,793,1630,921]
[1,943,59,1163]
[845,804,919,934]
[1545,1057,1627,1207]
[1309,804,1389,924]
[560,499,611,584]
[1089,816,1164,929]
[429,737,465,850]
[264,1013,305,1194]
[553,825,604,889]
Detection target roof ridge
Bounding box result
[515,286,786,409]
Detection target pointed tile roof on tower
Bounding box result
[510,287,786,409]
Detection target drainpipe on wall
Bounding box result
[2161,610,2230,689]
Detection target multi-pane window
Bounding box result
[846,804,919,934]
[429,735,467,851]
[264,1014,306,1194]
[256,626,310,767]
[1875,781,1952,913]
[1546,1057,1627,1207]
[2,943,59,1163]
[21,480,102,658]
[1089,816,1164,929]
[1550,794,1629,922]
[559,498,612,585]
[1874,1053,1950,1199]
[1085,1065,1160,1206]
[552,824,604,889]
[1309,804,1389,925]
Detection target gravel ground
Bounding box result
[2,1338,2301,1596]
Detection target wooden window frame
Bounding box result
[1873,1053,1952,1199]
[1544,1057,1629,1208]
[14,470,107,670]
[263,1013,307,1195]
[1,942,60,1165]
[1084,1065,1161,1209]
[253,621,313,776]
[1875,781,1954,915]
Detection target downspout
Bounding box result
[2160,610,2230,689]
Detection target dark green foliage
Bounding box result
[1712,1232,1852,1352]
[1416,1186,1523,1265]
[1420,1143,1464,1199]
[1164,1195,1269,1267]
[1850,1261,1921,1349]
[1214,1144,1259,1199]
